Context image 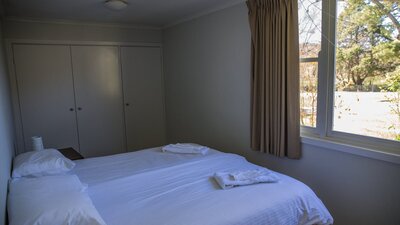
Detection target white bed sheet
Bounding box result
[72,147,333,225]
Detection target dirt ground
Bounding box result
[301,91,400,141]
[333,92,399,140]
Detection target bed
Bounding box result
[68,146,333,225]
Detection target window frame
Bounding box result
[300,0,400,154]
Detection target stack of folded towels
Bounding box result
[214,168,279,189]
[162,143,209,155]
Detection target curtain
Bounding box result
[247,0,301,159]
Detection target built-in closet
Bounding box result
[11,43,166,157]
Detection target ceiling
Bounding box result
[3,0,244,28]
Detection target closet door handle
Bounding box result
[125,103,130,106]
[69,108,75,111]
[78,107,82,111]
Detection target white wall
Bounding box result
[0,22,15,225]
[163,3,400,225]
[3,19,162,43]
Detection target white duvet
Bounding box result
[72,147,333,225]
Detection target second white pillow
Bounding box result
[8,175,106,225]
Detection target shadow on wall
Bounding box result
[0,22,16,225]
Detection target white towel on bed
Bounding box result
[162,143,209,155]
[214,169,279,189]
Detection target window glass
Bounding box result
[299,0,322,127]
[300,62,318,127]
[299,0,322,58]
[333,0,400,141]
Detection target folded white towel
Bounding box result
[214,169,279,189]
[161,143,209,155]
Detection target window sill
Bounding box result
[301,135,400,165]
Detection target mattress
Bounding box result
[71,147,333,225]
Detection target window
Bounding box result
[299,0,321,127]
[299,0,400,151]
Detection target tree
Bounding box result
[371,0,400,40]
[384,67,400,140]
[336,0,400,90]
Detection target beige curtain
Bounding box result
[247,0,301,159]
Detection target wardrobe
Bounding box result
[11,43,166,157]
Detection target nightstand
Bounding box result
[58,147,84,160]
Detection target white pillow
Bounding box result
[8,175,106,225]
[12,148,76,178]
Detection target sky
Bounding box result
[299,0,346,44]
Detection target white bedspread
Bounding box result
[72,147,333,225]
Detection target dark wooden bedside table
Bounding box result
[58,147,84,160]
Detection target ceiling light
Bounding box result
[104,0,128,10]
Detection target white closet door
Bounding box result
[71,46,125,157]
[13,44,79,152]
[121,47,166,151]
